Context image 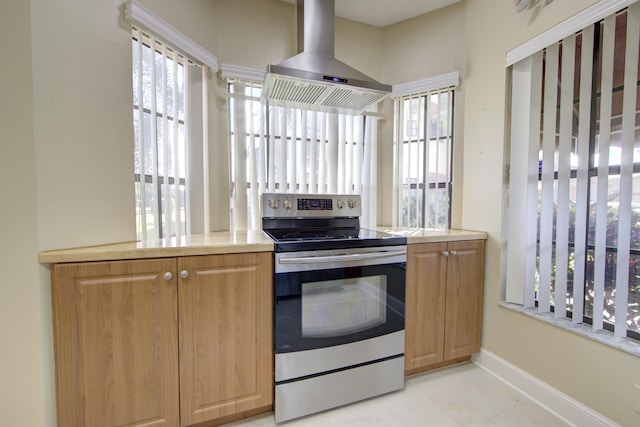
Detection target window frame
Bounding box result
[393,84,456,230]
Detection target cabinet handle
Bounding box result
[163,272,173,281]
[180,270,189,279]
[450,250,457,256]
[442,251,449,257]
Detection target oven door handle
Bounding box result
[278,250,407,264]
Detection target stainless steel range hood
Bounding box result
[263,0,391,115]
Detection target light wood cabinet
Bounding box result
[404,240,485,376]
[178,253,273,426]
[51,258,180,427]
[51,252,273,427]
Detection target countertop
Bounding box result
[38,230,275,264]
[376,227,488,244]
[39,227,488,264]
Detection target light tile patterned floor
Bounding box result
[225,362,568,426]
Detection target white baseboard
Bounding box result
[472,348,618,427]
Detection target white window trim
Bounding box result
[125,0,218,71]
[220,64,265,82]
[392,71,459,98]
[505,0,638,66]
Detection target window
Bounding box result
[506,3,640,341]
[132,28,187,240]
[131,25,208,240]
[226,77,380,230]
[393,85,455,229]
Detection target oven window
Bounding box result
[302,276,387,338]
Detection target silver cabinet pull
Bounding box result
[450,250,457,256]
[163,272,173,281]
[442,251,449,257]
[180,270,189,279]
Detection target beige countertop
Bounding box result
[38,230,275,264]
[377,227,488,244]
[39,227,487,264]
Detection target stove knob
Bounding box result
[348,199,357,209]
[268,199,280,209]
[283,199,293,209]
[337,200,345,209]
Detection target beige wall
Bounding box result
[0,1,52,425]
[4,0,639,425]
[378,2,466,227]
[461,0,640,426]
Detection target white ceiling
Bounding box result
[281,0,462,28]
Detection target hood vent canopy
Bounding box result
[263,0,391,115]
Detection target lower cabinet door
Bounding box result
[178,252,273,426]
[405,242,448,373]
[51,258,179,427]
[443,240,485,360]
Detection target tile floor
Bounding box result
[226,362,568,426]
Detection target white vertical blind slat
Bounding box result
[614,2,640,337]
[362,117,373,227]
[407,96,422,226]
[391,98,400,227]
[443,92,452,229]
[434,92,443,228]
[525,51,544,308]
[538,42,560,313]
[258,97,267,195]
[593,14,616,331]
[572,25,595,324]
[233,82,248,230]
[309,112,318,193]
[338,115,346,194]
[288,109,297,193]
[554,34,576,318]
[248,85,260,229]
[365,117,378,228]
[299,111,308,193]
[183,58,195,235]
[417,95,425,227]
[171,50,181,239]
[149,37,161,239]
[345,116,354,194]
[279,107,287,192]
[318,113,327,194]
[135,34,148,240]
[327,114,338,194]
[183,60,191,235]
[354,116,363,197]
[268,105,276,193]
[161,44,172,238]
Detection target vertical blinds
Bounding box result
[132,27,207,240]
[228,80,379,230]
[506,4,640,339]
[394,88,454,229]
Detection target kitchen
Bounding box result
[2,0,639,426]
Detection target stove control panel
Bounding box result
[262,193,362,218]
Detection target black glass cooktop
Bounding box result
[263,227,407,252]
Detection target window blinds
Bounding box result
[394,87,454,229]
[228,80,379,230]
[132,27,207,240]
[506,4,640,339]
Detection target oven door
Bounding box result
[274,246,406,354]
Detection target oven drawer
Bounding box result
[275,330,404,382]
